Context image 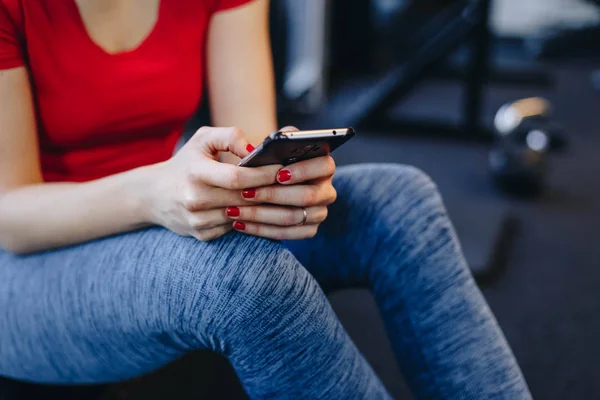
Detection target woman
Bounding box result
[0,0,531,398]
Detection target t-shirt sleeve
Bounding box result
[0,1,24,70]
[213,0,255,13]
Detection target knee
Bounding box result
[198,237,324,353]
[335,163,443,217]
[357,164,452,244]
[149,232,322,351]
[333,164,457,276]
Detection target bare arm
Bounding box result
[0,67,277,254]
[0,1,283,254]
[0,68,155,254]
[206,0,278,163]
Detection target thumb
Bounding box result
[193,126,252,159]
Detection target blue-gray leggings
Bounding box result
[0,164,531,399]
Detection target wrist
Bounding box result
[123,162,164,227]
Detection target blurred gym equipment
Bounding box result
[490,97,566,196]
[307,0,554,141]
[270,0,330,115]
[300,0,549,279]
[524,0,600,60]
[523,0,600,93]
[491,98,551,196]
[312,0,492,136]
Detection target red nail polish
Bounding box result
[233,221,246,231]
[242,188,256,199]
[226,207,240,217]
[246,144,255,152]
[277,170,292,183]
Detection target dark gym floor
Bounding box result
[5,62,599,400]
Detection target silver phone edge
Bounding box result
[237,128,353,166]
[278,128,351,140]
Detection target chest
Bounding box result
[22,0,211,148]
[74,0,161,55]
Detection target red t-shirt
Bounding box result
[0,0,253,182]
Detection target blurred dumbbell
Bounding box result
[489,97,566,197]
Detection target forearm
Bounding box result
[0,164,156,254]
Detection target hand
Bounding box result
[142,126,281,241]
[226,155,337,240]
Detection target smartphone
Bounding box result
[237,128,355,167]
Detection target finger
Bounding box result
[191,126,254,159]
[193,160,281,190]
[276,156,336,184]
[232,221,319,241]
[187,187,268,210]
[226,205,327,227]
[242,179,336,207]
[188,209,230,230]
[191,223,233,242]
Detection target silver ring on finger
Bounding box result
[297,207,308,226]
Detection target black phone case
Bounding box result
[240,129,355,167]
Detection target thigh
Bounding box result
[286,163,435,291]
[0,228,284,383]
[1,229,394,400]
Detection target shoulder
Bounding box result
[0,0,23,27]
[0,0,24,53]
[0,0,55,69]
[1,0,64,31]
